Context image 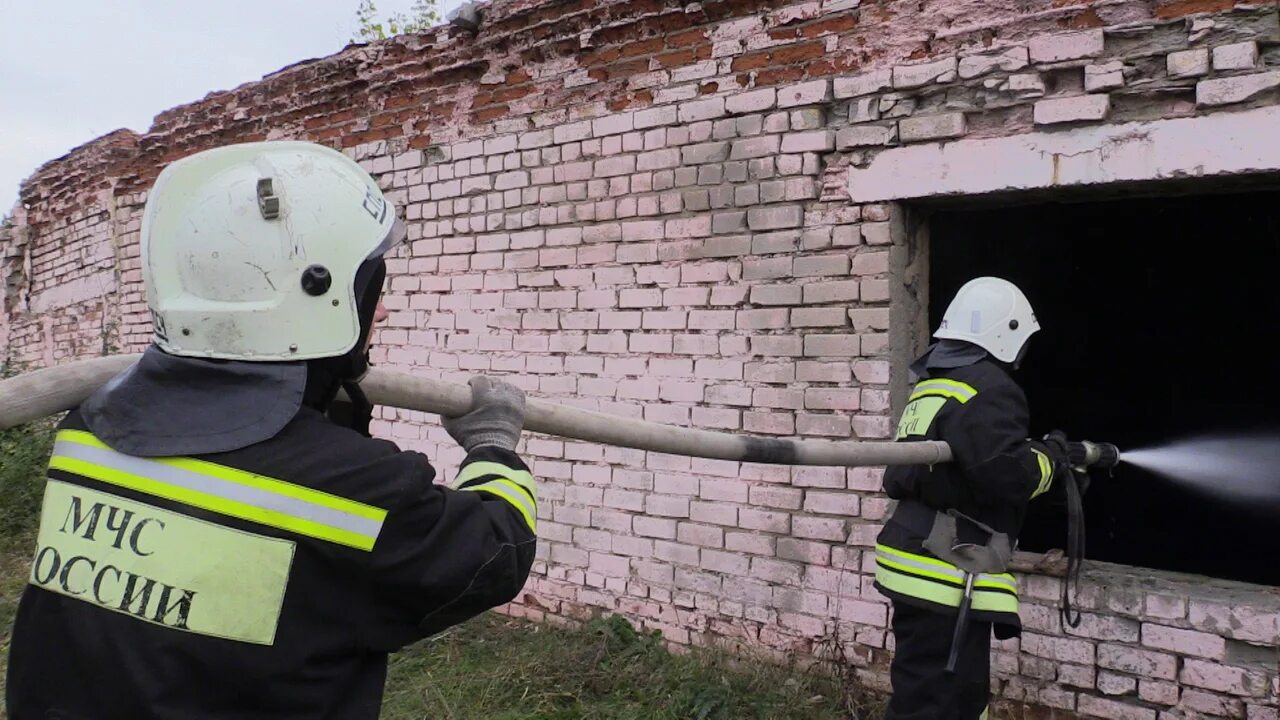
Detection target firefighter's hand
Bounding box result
[443,375,526,452]
[1042,430,1089,495]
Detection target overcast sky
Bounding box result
[0,0,464,213]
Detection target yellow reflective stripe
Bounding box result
[980,707,989,720]
[876,544,1017,593]
[60,431,385,523]
[909,378,977,404]
[451,461,536,498]
[462,479,537,532]
[875,563,1019,615]
[1030,448,1054,499]
[51,431,385,551]
[49,456,377,551]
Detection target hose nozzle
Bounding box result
[1066,440,1120,471]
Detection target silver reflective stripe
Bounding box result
[877,545,1017,593]
[52,439,382,541]
[911,379,977,402]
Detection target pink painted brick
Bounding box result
[851,251,889,276]
[677,522,725,548]
[634,516,678,540]
[861,389,890,413]
[1213,41,1259,71]
[701,478,749,503]
[655,473,700,496]
[739,509,791,533]
[791,516,848,541]
[860,279,890,302]
[654,539,698,565]
[1034,94,1110,125]
[803,280,860,304]
[646,495,691,518]
[1076,696,1156,720]
[1097,670,1137,696]
[679,97,727,123]
[1181,690,1245,717]
[837,599,889,627]
[751,336,803,357]
[574,528,613,552]
[1247,705,1280,720]
[804,334,861,357]
[853,360,890,384]
[642,310,688,329]
[743,257,793,280]
[793,466,846,489]
[794,254,850,277]
[848,307,890,332]
[849,467,885,492]
[688,310,737,330]
[1021,633,1095,665]
[659,379,704,402]
[1181,659,1268,697]
[777,80,831,108]
[791,307,848,327]
[1097,644,1177,680]
[743,411,795,435]
[749,486,803,510]
[804,491,860,516]
[1058,663,1096,689]
[1139,679,1179,705]
[751,557,803,585]
[603,489,646,512]
[1029,29,1104,63]
[753,387,804,410]
[777,538,831,566]
[693,407,741,429]
[796,414,852,437]
[664,287,711,307]
[737,308,790,329]
[751,284,803,305]
[690,501,739,527]
[701,549,750,575]
[740,364,792,386]
[805,388,861,411]
[695,359,744,380]
[797,361,852,383]
[612,536,654,558]
[725,532,775,556]
[727,88,776,114]
[1142,624,1226,659]
[1065,613,1140,642]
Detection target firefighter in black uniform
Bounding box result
[876,277,1070,720]
[6,141,538,720]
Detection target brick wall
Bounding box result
[5,1,1279,716]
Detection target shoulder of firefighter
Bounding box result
[874,360,1062,638]
[6,405,537,719]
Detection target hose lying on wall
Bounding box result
[0,353,953,468]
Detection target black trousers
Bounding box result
[884,600,991,720]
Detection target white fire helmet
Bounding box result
[140,140,404,361]
[933,276,1040,363]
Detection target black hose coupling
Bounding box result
[1066,440,1120,470]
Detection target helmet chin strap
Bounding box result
[302,256,385,436]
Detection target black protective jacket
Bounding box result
[875,355,1054,637]
[6,405,537,719]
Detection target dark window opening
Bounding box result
[928,189,1280,587]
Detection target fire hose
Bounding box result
[0,353,957,467]
[0,353,1120,658]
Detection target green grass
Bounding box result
[0,418,875,719]
[381,612,867,720]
